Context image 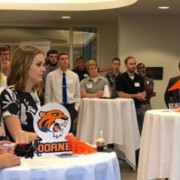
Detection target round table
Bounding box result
[77,97,140,170]
[0,152,120,180]
[137,109,180,180]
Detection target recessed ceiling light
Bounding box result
[158,6,170,10]
[61,16,71,19]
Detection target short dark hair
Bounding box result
[0,45,10,53]
[137,63,145,69]
[58,51,68,59]
[124,56,135,64]
[76,56,83,61]
[46,49,58,57]
[112,57,120,63]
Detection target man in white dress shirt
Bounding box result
[45,52,80,134]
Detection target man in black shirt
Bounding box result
[164,62,180,108]
[116,56,146,135]
[72,56,111,82]
[105,57,121,97]
[137,63,154,110]
[72,56,88,81]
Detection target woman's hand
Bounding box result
[0,153,21,169]
[0,141,14,154]
[0,127,4,136]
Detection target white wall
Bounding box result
[117,15,180,109]
[0,24,118,69]
[98,23,118,66]
[2,17,179,109]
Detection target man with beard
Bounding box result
[72,56,88,81]
[40,49,58,105]
[116,56,146,167]
[43,49,59,83]
[116,56,146,135]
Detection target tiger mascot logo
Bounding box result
[37,109,69,138]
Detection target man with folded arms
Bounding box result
[80,60,110,98]
[137,62,154,110]
[105,57,121,98]
[116,56,146,135]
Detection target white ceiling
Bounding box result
[0,0,137,11]
[0,0,180,25]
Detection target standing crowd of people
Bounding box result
[0,44,180,170]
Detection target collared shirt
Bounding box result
[105,71,121,97]
[143,76,154,99]
[164,75,180,107]
[45,69,80,111]
[72,67,88,81]
[116,71,145,108]
[43,64,59,86]
[80,75,109,93]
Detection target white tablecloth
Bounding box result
[0,152,120,180]
[137,109,180,180]
[77,98,140,170]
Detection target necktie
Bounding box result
[62,72,67,104]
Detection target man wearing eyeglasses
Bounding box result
[0,45,10,63]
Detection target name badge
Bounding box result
[87,84,93,88]
[134,82,140,87]
[146,80,149,85]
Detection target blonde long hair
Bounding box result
[7,45,44,91]
[0,60,5,85]
[0,60,2,83]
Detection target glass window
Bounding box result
[72,27,97,68]
[0,26,98,69]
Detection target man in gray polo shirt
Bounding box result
[80,59,110,98]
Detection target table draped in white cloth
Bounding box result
[137,109,180,180]
[77,98,140,170]
[0,152,120,180]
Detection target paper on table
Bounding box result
[103,85,110,98]
[19,156,79,169]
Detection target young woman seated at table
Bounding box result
[0,127,20,169]
[0,45,45,142]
